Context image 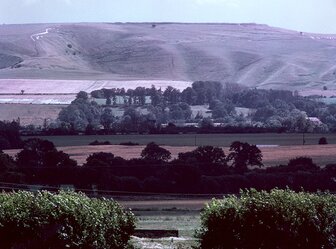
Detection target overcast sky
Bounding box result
[1,0,336,34]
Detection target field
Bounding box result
[119,198,207,249]
[0,79,191,95]
[24,133,336,147]
[0,104,66,125]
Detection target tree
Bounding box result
[199,118,214,129]
[193,146,226,165]
[58,94,101,131]
[84,152,117,168]
[149,86,163,106]
[227,141,263,172]
[318,137,328,145]
[287,156,319,172]
[16,138,77,168]
[163,86,180,104]
[0,121,22,150]
[106,97,112,106]
[100,108,115,130]
[76,91,89,100]
[141,142,171,162]
[0,151,16,173]
[181,87,197,105]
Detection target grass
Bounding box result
[119,198,205,249]
[24,133,336,147]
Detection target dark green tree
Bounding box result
[227,141,263,172]
[100,108,115,130]
[16,139,77,168]
[141,142,171,162]
[193,146,226,165]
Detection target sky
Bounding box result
[1,0,336,34]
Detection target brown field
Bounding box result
[5,144,336,166]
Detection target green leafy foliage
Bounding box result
[141,142,171,162]
[227,141,263,172]
[0,191,136,249]
[197,189,336,249]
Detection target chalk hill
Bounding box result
[0,23,336,91]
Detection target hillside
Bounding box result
[0,23,336,92]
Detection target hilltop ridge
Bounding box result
[0,22,335,92]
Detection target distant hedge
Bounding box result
[197,189,336,249]
[0,191,136,249]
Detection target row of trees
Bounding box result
[4,80,332,135]
[0,138,335,193]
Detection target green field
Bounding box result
[131,210,200,249]
[25,133,336,147]
[119,198,206,249]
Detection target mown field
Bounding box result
[24,133,336,147]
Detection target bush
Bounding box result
[319,137,328,145]
[197,189,336,249]
[141,142,171,162]
[287,156,319,172]
[119,141,140,146]
[89,140,111,146]
[0,191,136,249]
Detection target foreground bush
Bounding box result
[198,189,336,249]
[0,191,135,249]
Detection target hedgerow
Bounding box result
[0,191,136,249]
[197,189,336,249]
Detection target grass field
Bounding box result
[119,198,206,249]
[24,133,336,147]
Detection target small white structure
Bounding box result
[307,117,322,125]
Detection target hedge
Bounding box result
[197,189,336,249]
[0,191,136,249]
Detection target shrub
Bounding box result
[89,140,111,146]
[197,189,336,249]
[287,156,319,172]
[0,191,136,249]
[141,142,171,162]
[119,141,140,146]
[319,136,328,145]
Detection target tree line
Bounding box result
[0,138,335,194]
[27,81,333,135]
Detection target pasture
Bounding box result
[23,133,336,147]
